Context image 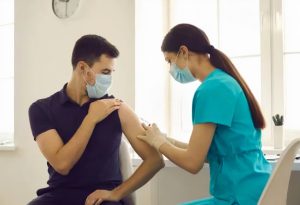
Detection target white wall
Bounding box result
[134,166,211,205]
[137,166,300,205]
[0,0,134,204]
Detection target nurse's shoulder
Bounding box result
[197,69,242,98]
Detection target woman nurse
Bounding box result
[137,24,272,205]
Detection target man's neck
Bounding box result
[66,76,90,106]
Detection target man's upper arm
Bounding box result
[118,103,159,160]
[29,102,55,140]
[29,102,63,167]
[35,129,64,166]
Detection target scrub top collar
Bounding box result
[203,68,223,82]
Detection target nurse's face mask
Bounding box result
[169,50,196,84]
[83,67,112,99]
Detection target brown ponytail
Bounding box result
[161,23,265,129]
[209,48,265,129]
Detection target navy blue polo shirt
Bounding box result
[28,84,122,195]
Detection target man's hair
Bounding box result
[71,34,119,69]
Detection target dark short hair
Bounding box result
[71,34,119,69]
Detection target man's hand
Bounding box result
[85,189,120,205]
[137,123,168,151]
[87,99,122,124]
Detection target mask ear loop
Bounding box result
[176,48,189,69]
[81,68,89,86]
[82,67,96,86]
[185,51,189,69]
[176,50,180,60]
[173,49,183,68]
[182,49,190,69]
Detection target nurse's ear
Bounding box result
[179,45,189,59]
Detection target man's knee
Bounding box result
[26,196,55,205]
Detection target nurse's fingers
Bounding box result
[137,135,147,142]
[141,123,150,130]
[152,123,158,128]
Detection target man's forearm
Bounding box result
[54,115,96,175]
[112,156,164,200]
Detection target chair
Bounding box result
[119,137,136,205]
[258,138,300,205]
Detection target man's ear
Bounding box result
[76,61,87,74]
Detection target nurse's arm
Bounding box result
[111,103,165,200]
[167,137,188,149]
[168,139,209,163]
[160,123,216,174]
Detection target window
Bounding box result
[135,0,169,131]
[135,0,299,151]
[169,0,265,143]
[283,0,300,143]
[0,0,14,146]
[168,0,300,148]
[134,0,169,158]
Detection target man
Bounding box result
[28,35,164,205]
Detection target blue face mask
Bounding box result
[169,53,196,84]
[86,72,112,99]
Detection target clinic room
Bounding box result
[1,0,300,204]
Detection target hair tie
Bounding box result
[206,45,215,54]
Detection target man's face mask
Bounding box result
[84,69,112,99]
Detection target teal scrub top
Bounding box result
[191,68,272,205]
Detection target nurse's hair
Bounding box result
[161,24,266,129]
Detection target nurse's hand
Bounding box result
[137,123,167,151]
[85,189,119,205]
